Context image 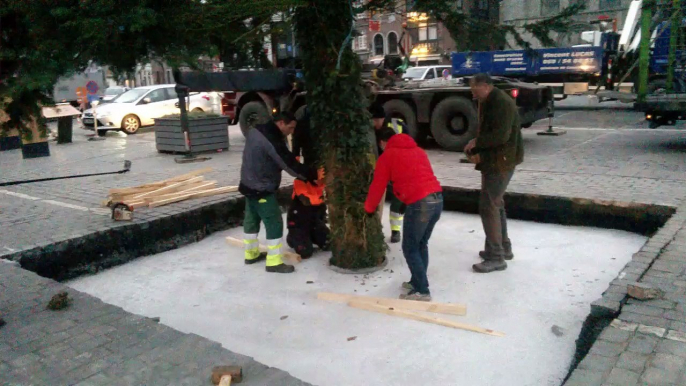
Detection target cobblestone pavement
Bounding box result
[564,202,686,386]
[2,118,686,385]
[0,262,312,385]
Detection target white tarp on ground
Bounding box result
[69,208,645,386]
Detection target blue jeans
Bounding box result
[402,193,443,295]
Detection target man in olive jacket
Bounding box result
[465,74,524,273]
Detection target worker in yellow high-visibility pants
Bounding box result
[370,104,407,243]
[239,112,318,273]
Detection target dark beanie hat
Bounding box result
[369,104,386,119]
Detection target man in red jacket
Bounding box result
[365,127,443,301]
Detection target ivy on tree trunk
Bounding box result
[294,0,386,269]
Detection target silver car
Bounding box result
[100,86,130,103]
[81,84,213,135]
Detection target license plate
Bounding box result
[83,118,93,124]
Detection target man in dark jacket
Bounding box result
[239,112,316,273]
[370,104,407,244]
[286,106,330,258]
[465,73,524,273]
[365,128,443,302]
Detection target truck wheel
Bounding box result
[430,97,477,152]
[239,102,269,137]
[383,100,418,139]
[121,115,141,135]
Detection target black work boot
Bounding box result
[245,252,267,265]
[0,315,5,328]
[266,264,295,273]
[390,231,401,244]
[473,258,507,273]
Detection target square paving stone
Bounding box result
[604,368,640,385]
[640,365,680,384]
[599,327,633,343]
[616,351,649,373]
[656,339,686,358]
[589,340,627,358]
[650,352,686,370]
[627,333,660,355]
[578,353,618,372]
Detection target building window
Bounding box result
[418,23,438,42]
[599,0,620,9]
[374,33,385,56]
[388,32,399,54]
[355,34,368,51]
[541,0,560,16]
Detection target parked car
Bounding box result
[402,66,453,82]
[100,86,130,103]
[81,84,213,135]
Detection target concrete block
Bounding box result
[591,298,621,317]
[627,282,664,300]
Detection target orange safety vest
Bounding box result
[292,168,326,206]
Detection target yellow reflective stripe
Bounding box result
[268,243,283,250]
[244,239,259,244]
[258,199,267,203]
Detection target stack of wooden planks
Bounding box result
[103,167,238,209]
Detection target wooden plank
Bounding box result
[109,183,167,195]
[317,292,466,316]
[146,186,237,208]
[157,167,213,184]
[132,176,205,200]
[347,301,504,337]
[225,236,302,263]
[123,200,148,209]
[146,181,218,201]
[186,185,237,198]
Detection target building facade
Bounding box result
[500,0,634,47]
[353,0,499,65]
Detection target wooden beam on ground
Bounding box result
[347,300,504,337]
[109,183,167,196]
[154,167,213,185]
[145,181,218,202]
[147,186,238,208]
[317,292,466,316]
[225,236,302,263]
[132,176,205,200]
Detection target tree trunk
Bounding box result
[294,0,386,269]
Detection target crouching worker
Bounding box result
[239,112,318,274]
[287,169,330,258]
[286,106,330,258]
[364,127,443,301]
